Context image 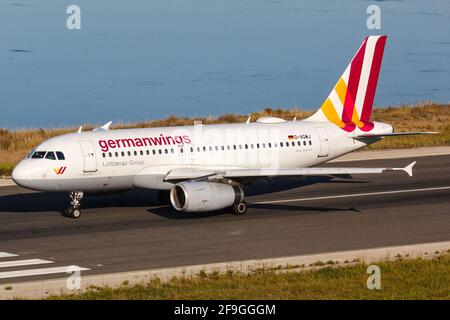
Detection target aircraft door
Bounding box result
[316,127,329,157]
[79,141,98,172]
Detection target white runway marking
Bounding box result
[0,259,53,269]
[251,186,450,205]
[0,252,18,259]
[0,266,90,280]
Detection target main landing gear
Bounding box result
[231,200,247,215]
[65,191,84,219]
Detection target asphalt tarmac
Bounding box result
[0,155,449,284]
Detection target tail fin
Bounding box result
[306,35,387,132]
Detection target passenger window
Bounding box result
[102,153,106,158]
[31,151,46,159]
[303,141,306,146]
[122,151,125,156]
[146,150,149,155]
[140,150,144,156]
[165,149,168,154]
[268,143,272,148]
[115,152,119,157]
[309,141,312,145]
[45,152,56,160]
[128,151,131,156]
[108,152,112,157]
[56,151,65,160]
[158,149,162,154]
[180,148,184,153]
[134,151,138,156]
[152,150,156,155]
[292,141,295,146]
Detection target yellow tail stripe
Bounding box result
[335,78,347,105]
[321,98,345,128]
[352,107,364,128]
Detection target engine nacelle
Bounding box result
[170,181,244,212]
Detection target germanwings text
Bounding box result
[98,134,191,152]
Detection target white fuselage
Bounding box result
[12,118,390,192]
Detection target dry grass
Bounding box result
[49,253,450,300]
[0,103,448,169]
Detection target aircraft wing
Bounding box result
[164,161,416,181]
[351,132,438,138]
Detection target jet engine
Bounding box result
[170,181,244,212]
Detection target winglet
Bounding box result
[77,126,83,134]
[246,116,251,124]
[100,121,113,130]
[403,161,416,177]
[93,121,113,131]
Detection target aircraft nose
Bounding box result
[12,162,27,185]
[11,161,36,188]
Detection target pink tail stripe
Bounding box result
[341,37,367,124]
[361,36,387,127]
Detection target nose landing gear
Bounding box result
[65,191,84,219]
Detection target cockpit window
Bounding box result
[56,151,65,160]
[31,151,46,159]
[45,152,56,160]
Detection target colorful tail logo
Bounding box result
[54,167,67,175]
[307,35,387,132]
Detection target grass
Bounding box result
[0,163,15,177]
[0,102,449,174]
[49,253,450,300]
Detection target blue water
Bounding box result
[0,0,449,128]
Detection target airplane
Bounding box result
[12,35,436,219]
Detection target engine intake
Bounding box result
[170,181,243,212]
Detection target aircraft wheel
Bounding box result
[66,208,81,219]
[231,201,247,215]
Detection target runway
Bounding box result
[0,154,449,284]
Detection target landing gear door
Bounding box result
[79,141,98,172]
[316,127,329,157]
